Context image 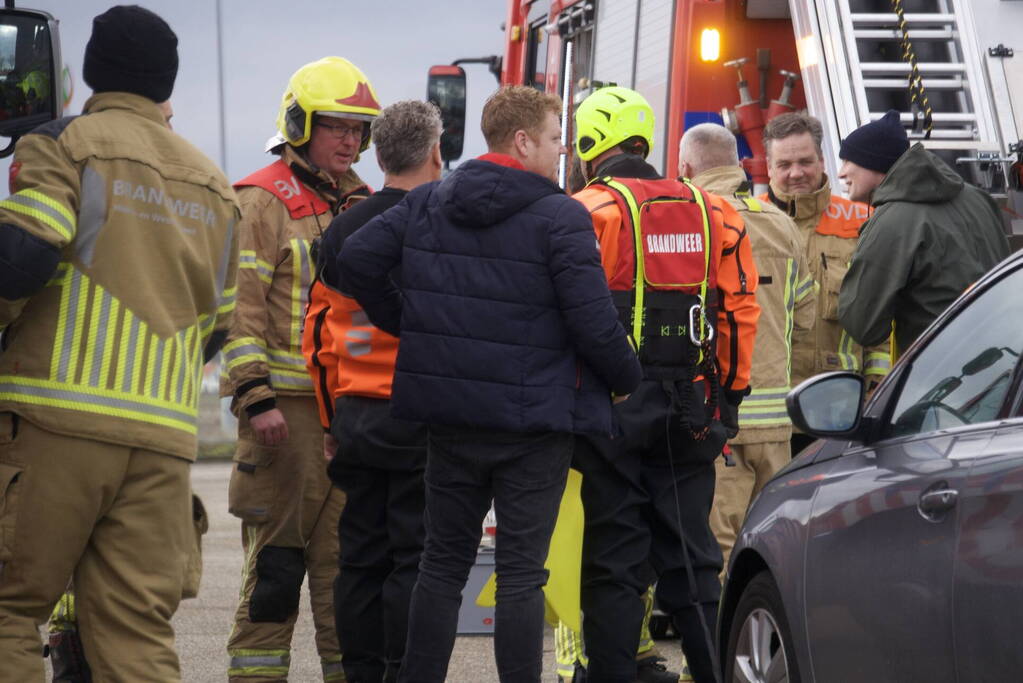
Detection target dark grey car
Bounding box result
[719,249,1023,683]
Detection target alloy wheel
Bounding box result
[732,606,789,683]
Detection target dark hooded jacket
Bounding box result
[839,144,1009,355]
[338,156,642,435]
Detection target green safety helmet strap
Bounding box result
[575,86,655,162]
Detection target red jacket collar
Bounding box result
[477,153,525,170]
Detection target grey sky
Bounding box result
[3,0,508,188]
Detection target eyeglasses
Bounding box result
[314,120,364,141]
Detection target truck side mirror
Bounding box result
[427,65,466,163]
[0,7,60,153]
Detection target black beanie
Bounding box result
[839,110,909,174]
[83,5,178,102]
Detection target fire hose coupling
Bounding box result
[776,69,801,105]
[688,301,714,346]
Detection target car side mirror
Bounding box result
[787,372,866,440]
[427,65,466,163]
[0,7,61,155]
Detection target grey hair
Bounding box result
[679,123,739,176]
[370,100,443,175]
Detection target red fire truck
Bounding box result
[430,0,1023,209]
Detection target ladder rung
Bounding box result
[862,77,965,90]
[860,62,966,74]
[919,140,1002,150]
[870,112,978,124]
[850,13,955,25]
[853,29,954,40]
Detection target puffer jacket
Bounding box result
[339,154,642,436]
[839,143,1010,355]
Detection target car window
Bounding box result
[886,267,1023,439]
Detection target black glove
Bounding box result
[720,387,749,439]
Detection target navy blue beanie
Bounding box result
[83,5,178,102]
[839,110,909,173]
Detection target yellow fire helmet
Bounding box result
[575,86,655,162]
[276,56,381,149]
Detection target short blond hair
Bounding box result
[481,85,561,151]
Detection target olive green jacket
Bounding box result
[839,144,1010,355]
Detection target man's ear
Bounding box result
[431,142,442,167]
[512,129,531,158]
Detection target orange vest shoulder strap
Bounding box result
[235,159,331,220]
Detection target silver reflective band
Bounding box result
[229,655,289,668]
[2,193,75,237]
[0,382,195,423]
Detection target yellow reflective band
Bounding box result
[81,286,104,386]
[223,337,268,372]
[740,196,762,212]
[99,296,119,389]
[0,376,198,433]
[794,274,817,303]
[218,285,237,315]
[864,351,891,376]
[132,319,148,395]
[159,337,173,400]
[290,238,313,351]
[50,265,74,379]
[227,648,290,678]
[0,189,76,242]
[835,330,858,371]
[239,250,274,285]
[67,272,90,383]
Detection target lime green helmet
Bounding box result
[575,86,655,162]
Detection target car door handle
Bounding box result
[919,488,959,516]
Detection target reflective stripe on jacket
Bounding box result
[694,166,815,442]
[762,178,891,387]
[0,92,239,459]
[221,145,367,413]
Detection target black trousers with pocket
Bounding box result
[329,395,427,683]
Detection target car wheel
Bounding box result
[724,572,800,683]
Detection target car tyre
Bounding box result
[724,571,800,683]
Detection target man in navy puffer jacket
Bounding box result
[340,86,642,683]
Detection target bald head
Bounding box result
[678,123,739,178]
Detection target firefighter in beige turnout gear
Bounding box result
[0,7,239,681]
[759,113,890,454]
[680,124,817,570]
[222,57,379,682]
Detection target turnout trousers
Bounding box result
[0,412,191,683]
[227,395,346,682]
[574,380,724,683]
[329,395,427,683]
[710,440,790,571]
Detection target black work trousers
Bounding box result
[329,395,427,683]
[398,426,572,683]
[574,380,724,683]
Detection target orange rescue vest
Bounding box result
[592,175,719,379]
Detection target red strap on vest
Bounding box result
[235,159,331,220]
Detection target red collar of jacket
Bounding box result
[477,153,525,170]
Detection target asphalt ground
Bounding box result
[47,460,688,682]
